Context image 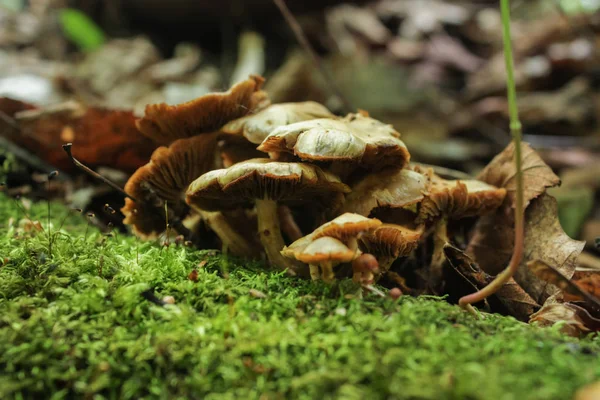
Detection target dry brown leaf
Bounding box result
[528,259,600,312]
[530,302,600,337]
[476,142,560,209]
[574,381,600,400]
[514,195,585,304]
[1,98,156,174]
[444,244,539,321]
[571,270,600,301]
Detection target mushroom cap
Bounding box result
[360,223,422,258]
[289,237,357,264]
[417,175,507,223]
[312,212,382,242]
[136,75,269,145]
[342,168,431,216]
[122,133,219,237]
[221,101,334,144]
[257,112,410,169]
[186,158,350,211]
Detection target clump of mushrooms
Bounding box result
[120,75,506,294]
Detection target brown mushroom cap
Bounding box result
[360,223,422,258]
[342,168,431,216]
[257,112,410,169]
[122,133,219,237]
[290,237,357,264]
[312,212,382,242]
[416,175,507,224]
[221,101,334,144]
[136,75,270,145]
[186,158,350,211]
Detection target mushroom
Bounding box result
[284,236,358,282]
[221,101,335,145]
[136,75,270,146]
[310,212,382,252]
[359,223,423,274]
[415,174,507,287]
[186,158,350,272]
[257,112,410,172]
[122,133,219,238]
[121,134,258,256]
[352,253,380,285]
[342,167,431,216]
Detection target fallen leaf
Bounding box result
[444,244,539,321]
[528,259,600,312]
[476,142,560,209]
[530,302,600,337]
[468,142,561,276]
[571,270,600,301]
[515,195,585,304]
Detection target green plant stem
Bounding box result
[459,0,524,308]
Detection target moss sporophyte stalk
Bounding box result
[1,195,599,399]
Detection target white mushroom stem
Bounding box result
[347,237,358,252]
[309,264,320,281]
[198,210,256,258]
[320,261,335,283]
[255,199,298,273]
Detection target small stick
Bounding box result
[62,143,136,202]
[272,0,354,112]
[363,284,386,298]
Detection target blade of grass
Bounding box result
[459,0,524,309]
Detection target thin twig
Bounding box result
[272,0,354,112]
[62,143,136,201]
[459,0,525,308]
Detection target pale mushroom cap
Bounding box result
[136,75,269,145]
[221,101,334,144]
[360,223,422,258]
[343,168,430,216]
[312,212,382,241]
[258,113,410,169]
[186,158,350,211]
[290,237,357,264]
[417,175,507,223]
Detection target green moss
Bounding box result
[0,194,599,399]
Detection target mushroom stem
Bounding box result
[430,217,449,284]
[278,205,303,241]
[255,199,298,273]
[321,261,335,283]
[309,264,320,281]
[198,210,257,258]
[347,237,359,252]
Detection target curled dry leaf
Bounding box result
[476,142,560,209]
[444,244,539,321]
[529,260,600,312]
[468,142,561,275]
[529,302,600,337]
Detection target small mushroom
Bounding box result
[258,112,410,171]
[286,236,358,282]
[136,75,270,145]
[221,101,335,144]
[360,223,423,274]
[186,158,350,272]
[352,253,380,285]
[415,174,507,288]
[311,212,382,252]
[342,167,431,216]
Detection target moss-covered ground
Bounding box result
[0,194,599,399]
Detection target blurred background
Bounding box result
[0,0,599,258]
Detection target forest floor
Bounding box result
[1,194,599,400]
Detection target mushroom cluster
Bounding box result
[122,75,506,288]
